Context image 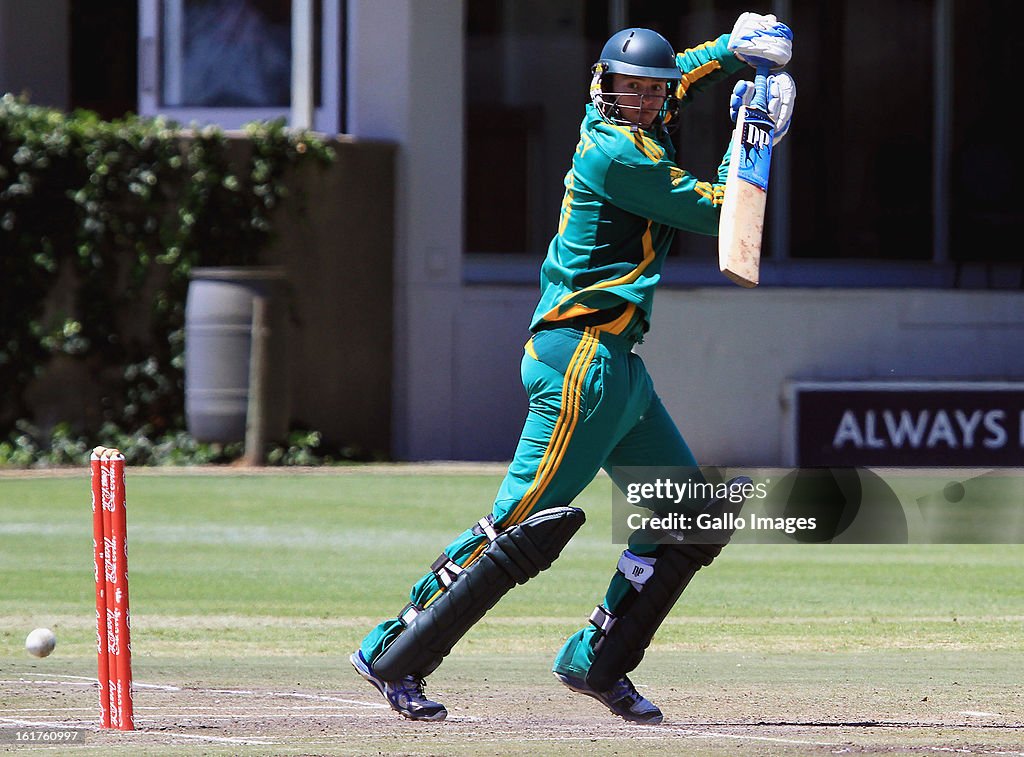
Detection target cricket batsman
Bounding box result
[351,12,795,723]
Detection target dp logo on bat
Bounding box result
[744,122,771,151]
[736,108,774,189]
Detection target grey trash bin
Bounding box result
[184,267,290,443]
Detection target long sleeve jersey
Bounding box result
[531,34,745,334]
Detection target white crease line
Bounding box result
[664,726,844,747]
[1,678,96,688]
[202,688,387,708]
[8,674,1019,753]
[476,728,835,748]
[20,674,97,682]
[3,674,387,709]
[152,733,274,745]
[0,718,89,729]
[10,674,183,692]
[921,749,1024,757]
[4,706,373,715]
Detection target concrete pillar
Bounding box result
[347,0,464,459]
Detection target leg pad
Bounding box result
[373,506,585,680]
[585,477,751,691]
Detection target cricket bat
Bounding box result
[718,67,775,288]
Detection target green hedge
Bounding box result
[0,94,338,466]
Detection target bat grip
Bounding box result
[751,66,770,111]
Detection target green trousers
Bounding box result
[360,321,698,681]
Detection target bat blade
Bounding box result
[719,76,775,288]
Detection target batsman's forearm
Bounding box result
[675,34,747,109]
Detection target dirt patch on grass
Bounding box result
[3,673,1022,756]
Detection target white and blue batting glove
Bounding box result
[728,12,793,70]
[729,72,796,145]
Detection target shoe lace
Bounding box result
[609,676,641,704]
[393,675,430,702]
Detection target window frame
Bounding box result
[137,0,345,132]
[462,0,1024,291]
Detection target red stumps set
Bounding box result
[90,446,134,730]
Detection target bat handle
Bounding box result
[752,66,770,111]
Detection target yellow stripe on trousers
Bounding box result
[505,305,635,526]
[422,322,617,610]
[503,326,600,528]
[421,329,599,611]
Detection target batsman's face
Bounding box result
[607,74,667,129]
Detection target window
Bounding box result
[465,1,611,254]
[139,0,344,132]
[787,0,934,262]
[162,0,296,108]
[70,0,138,120]
[464,0,1023,288]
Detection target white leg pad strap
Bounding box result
[430,553,465,588]
[617,550,656,592]
[589,604,617,634]
[476,515,499,542]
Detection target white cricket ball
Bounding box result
[25,628,57,658]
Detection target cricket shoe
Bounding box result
[554,671,663,724]
[350,650,447,721]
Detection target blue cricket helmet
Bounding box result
[591,28,681,130]
[596,28,680,80]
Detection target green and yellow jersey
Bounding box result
[531,34,745,336]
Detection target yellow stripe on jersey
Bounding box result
[541,220,656,324]
[596,302,637,336]
[676,59,723,99]
[607,124,665,164]
[540,302,601,323]
[589,220,657,289]
[504,302,638,530]
[681,39,717,55]
[694,180,726,206]
[558,170,575,235]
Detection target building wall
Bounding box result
[641,287,1024,466]
[4,1,1021,464]
[0,0,69,109]
[346,0,465,460]
[264,137,396,457]
[343,1,1024,464]
[449,285,1024,465]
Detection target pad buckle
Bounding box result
[430,552,465,588]
[472,514,500,543]
[589,604,617,635]
[398,602,421,627]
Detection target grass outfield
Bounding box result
[1,466,1022,755]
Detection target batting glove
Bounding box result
[728,12,793,70]
[729,72,796,145]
